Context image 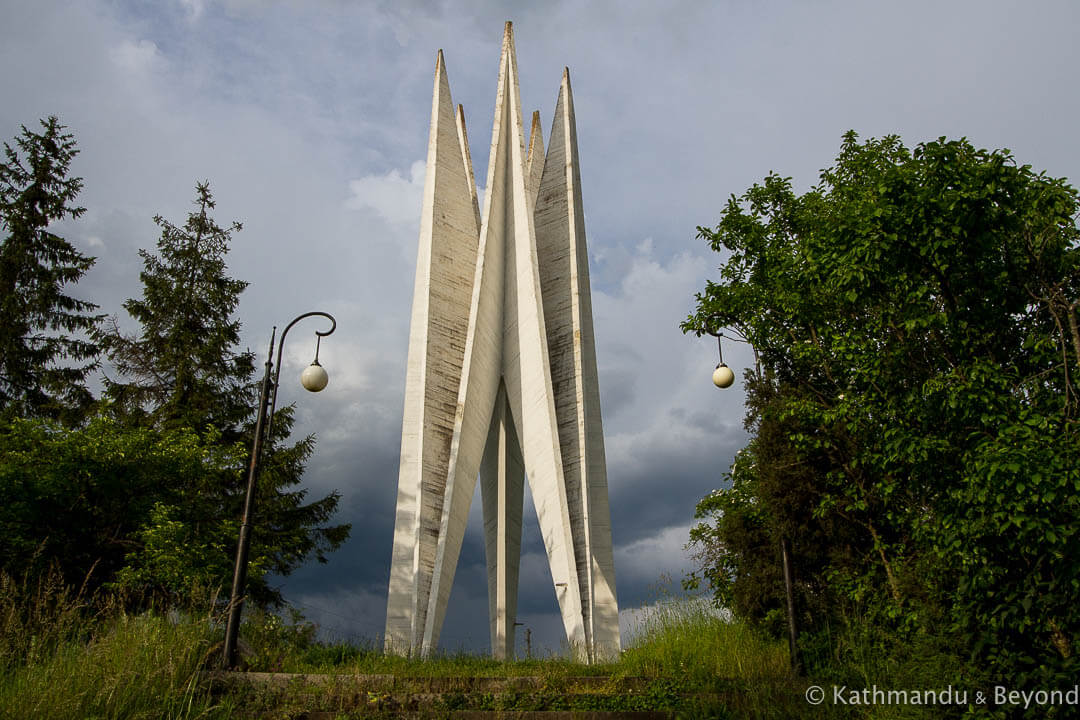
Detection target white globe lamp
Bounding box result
[712,362,735,389]
[301,361,329,392]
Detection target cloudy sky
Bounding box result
[4,0,1079,655]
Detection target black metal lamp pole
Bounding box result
[223,311,337,669]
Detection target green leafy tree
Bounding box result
[0,117,102,422]
[684,132,1080,691]
[686,378,861,640]
[99,182,349,605]
[0,412,323,607]
[0,414,242,593]
[112,500,240,604]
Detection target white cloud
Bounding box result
[282,332,381,398]
[178,0,207,21]
[592,243,722,428]
[344,161,425,229]
[592,242,751,485]
[614,522,696,588]
[107,38,162,75]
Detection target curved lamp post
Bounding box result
[702,323,801,675]
[223,311,337,669]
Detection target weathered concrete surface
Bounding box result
[480,383,524,660]
[534,69,620,662]
[385,49,480,656]
[385,22,620,662]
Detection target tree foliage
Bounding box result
[0,414,243,595]
[0,118,349,613]
[97,182,349,605]
[684,132,1080,690]
[98,181,253,436]
[0,117,102,422]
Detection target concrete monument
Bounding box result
[385,22,619,662]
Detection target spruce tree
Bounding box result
[0,117,102,421]
[100,181,254,434]
[101,182,349,605]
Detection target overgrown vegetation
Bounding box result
[0,416,244,598]
[0,570,233,719]
[2,566,1010,718]
[1,573,803,719]
[621,596,788,684]
[684,132,1080,717]
[0,117,349,608]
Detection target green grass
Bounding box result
[238,598,970,719]
[0,571,234,720]
[6,573,954,719]
[620,596,790,685]
[0,612,232,719]
[237,597,790,685]
[226,596,816,719]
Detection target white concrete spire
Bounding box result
[526,109,545,207]
[385,22,620,662]
[384,48,480,656]
[535,67,620,660]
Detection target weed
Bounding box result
[0,570,232,719]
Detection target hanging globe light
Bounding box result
[711,332,735,389]
[712,362,735,388]
[301,334,329,392]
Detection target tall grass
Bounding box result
[0,571,233,720]
[0,568,92,672]
[2,568,930,719]
[619,595,790,686]
[238,592,792,686]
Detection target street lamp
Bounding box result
[223,311,337,669]
[702,324,801,675]
[707,330,735,388]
